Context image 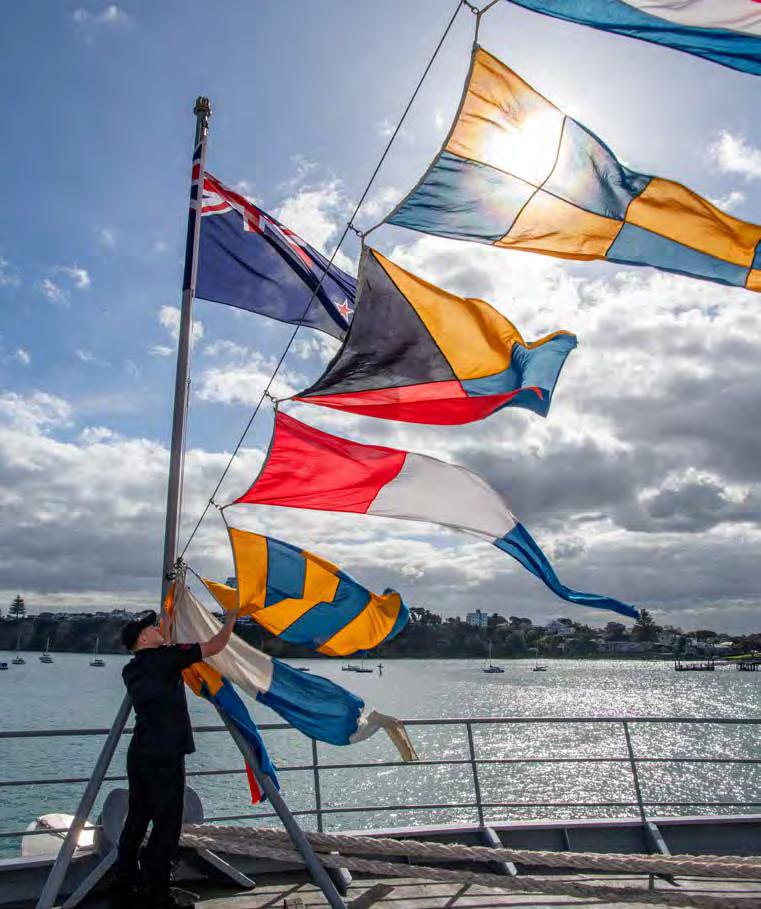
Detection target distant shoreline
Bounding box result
[0,647,680,662]
[2,611,740,661]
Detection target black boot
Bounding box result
[107,868,145,907]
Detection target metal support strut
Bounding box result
[35,696,133,909]
[218,711,347,909]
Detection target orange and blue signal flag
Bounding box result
[386,46,761,293]
[203,527,409,657]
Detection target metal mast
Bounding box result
[162,96,211,604]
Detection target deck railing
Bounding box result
[1,716,760,845]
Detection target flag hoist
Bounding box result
[41,2,753,900]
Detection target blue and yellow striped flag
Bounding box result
[386,46,761,292]
[203,526,409,657]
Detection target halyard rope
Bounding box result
[181,826,761,908]
[179,0,467,558]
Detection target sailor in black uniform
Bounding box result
[114,606,238,908]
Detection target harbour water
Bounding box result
[2,653,760,857]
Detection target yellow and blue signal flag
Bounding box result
[203,527,409,657]
[386,46,761,293]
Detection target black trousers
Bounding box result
[116,745,185,890]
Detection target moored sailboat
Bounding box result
[11,634,25,665]
[39,638,53,664]
[89,637,105,668]
[342,654,373,673]
[482,642,504,674]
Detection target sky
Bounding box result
[1,1,760,632]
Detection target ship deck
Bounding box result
[68,871,761,908]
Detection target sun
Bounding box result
[480,108,564,187]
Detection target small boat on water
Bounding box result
[39,638,53,664]
[532,646,548,672]
[89,637,106,668]
[342,655,373,673]
[11,633,25,665]
[482,643,504,674]
[0,662,8,671]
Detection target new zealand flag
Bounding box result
[196,167,357,339]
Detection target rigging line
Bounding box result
[474,0,500,42]
[362,1,474,240]
[178,0,467,559]
[478,0,501,16]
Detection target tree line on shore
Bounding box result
[3,597,759,659]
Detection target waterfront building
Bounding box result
[545,618,575,637]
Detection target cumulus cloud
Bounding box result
[276,156,319,195]
[359,186,403,223]
[98,227,117,249]
[72,4,130,40]
[228,180,256,202]
[0,343,31,367]
[0,391,72,434]
[0,255,20,288]
[708,190,746,211]
[275,182,348,254]
[56,265,91,289]
[0,370,759,629]
[75,348,110,367]
[157,304,204,348]
[40,266,91,303]
[290,333,340,362]
[0,390,258,611]
[708,131,761,180]
[196,342,305,406]
[40,278,68,304]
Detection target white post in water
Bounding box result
[35,98,212,909]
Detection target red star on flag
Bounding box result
[335,299,353,320]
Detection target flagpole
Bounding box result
[35,99,212,909]
[162,95,212,606]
